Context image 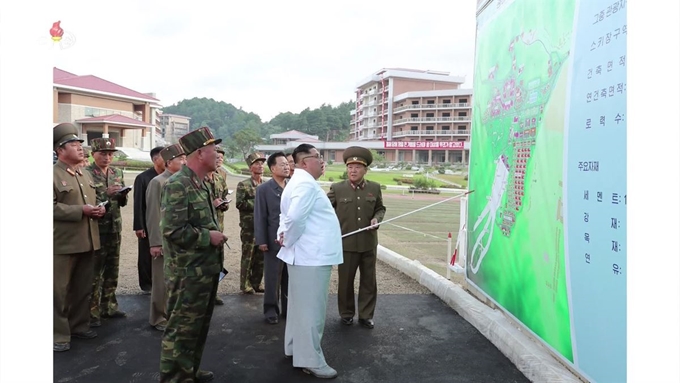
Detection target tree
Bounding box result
[232,128,263,160]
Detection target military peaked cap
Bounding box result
[246,152,266,167]
[53,123,84,149]
[343,146,372,167]
[90,137,118,152]
[179,127,222,155]
[161,143,186,162]
[215,145,226,155]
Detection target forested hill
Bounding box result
[161,97,355,143]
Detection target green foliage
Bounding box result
[392,177,415,185]
[413,176,438,189]
[340,171,348,180]
[162,97,357,149]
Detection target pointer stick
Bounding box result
[341,190,475,239]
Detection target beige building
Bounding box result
[53,67,161,150]
[158,113,191,144]
[350,68,473,164]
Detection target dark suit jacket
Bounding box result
[133,167,161,233]
[254,178,285,254]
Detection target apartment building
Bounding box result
[158,113,192,144]
[350,68,473,164]
[53,67,161,150]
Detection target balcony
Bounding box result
[393,103,470,113]
[392,116,471,125]
[392,130,471,138]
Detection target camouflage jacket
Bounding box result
[205,171,229,232]
[236,177,263,230]
[85,164,127,233]
[160,165,223,278]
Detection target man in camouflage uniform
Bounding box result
[236,152,266,294]
[160,127,227,383]
[204,145,229,305]
[86,138,131,327]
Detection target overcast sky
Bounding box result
[48,0,477,121]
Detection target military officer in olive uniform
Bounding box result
[328,146,386,329]
[235,152,266,294]
[86,138,131,327]
[160,127,228,383]
[53,123,104,352]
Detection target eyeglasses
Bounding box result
[301,154,323,161]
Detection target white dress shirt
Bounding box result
[277,169,343,266]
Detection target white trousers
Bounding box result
[284,264,332,368]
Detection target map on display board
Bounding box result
[466,0,626,382]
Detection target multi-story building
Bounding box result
[53,67,161,150]
[158,113,191,144]
[350,68,473,164]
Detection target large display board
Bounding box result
[466,0,626,382]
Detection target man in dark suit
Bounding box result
[328,146,386,329]
[132,146,166,293]
[254,152,290,324]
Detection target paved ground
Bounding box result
[54,294,529,383]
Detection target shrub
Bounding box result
[405,164,412,170]
[392,177,414,185]
[340,171,348,180]
[380,184,387,190]
[328,177,335,182]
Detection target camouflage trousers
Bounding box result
[90,232,121,320]
[240,230,264,292]
[160,272,219,383]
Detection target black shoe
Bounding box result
[214,296,224,306]
[341,317,353,325]
[101,310,127,319]
[358,319,374,329]
[266,316,279,324]
[54,342,70,352]
[72,330,98,339]
[90,319,101,328]
[196,369,214,382]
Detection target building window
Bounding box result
[410,126,418,131]
[443,112,450,117]
[426,100,435,104]
[457,138,466,142]
[411,101,419,105]
[426,113,434,118]
[459,112,468,117]
[410,113,418,118]
[443,99,451,104]
[459,98,468,103]
[442,125,450,130]
[426,126,434,131]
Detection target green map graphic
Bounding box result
[467,0,576,361]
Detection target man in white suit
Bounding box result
[277,143,343,379]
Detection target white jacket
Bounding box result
[277,169,343,266]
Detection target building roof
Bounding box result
[356,68,465,89]
[393,88,473,102]
[54,67,160,103]
[270,129,319,140]
[76,114,155,128]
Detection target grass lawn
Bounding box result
[228,162,468,188]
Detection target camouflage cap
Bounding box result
[343,146,372,167]
[246,152,266,167]
[215,145,226,155]
[83,147,91,157]
[53,122,84,149]
[90,137,118,152]
[160,143,185,162]
[179,127,222,155]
